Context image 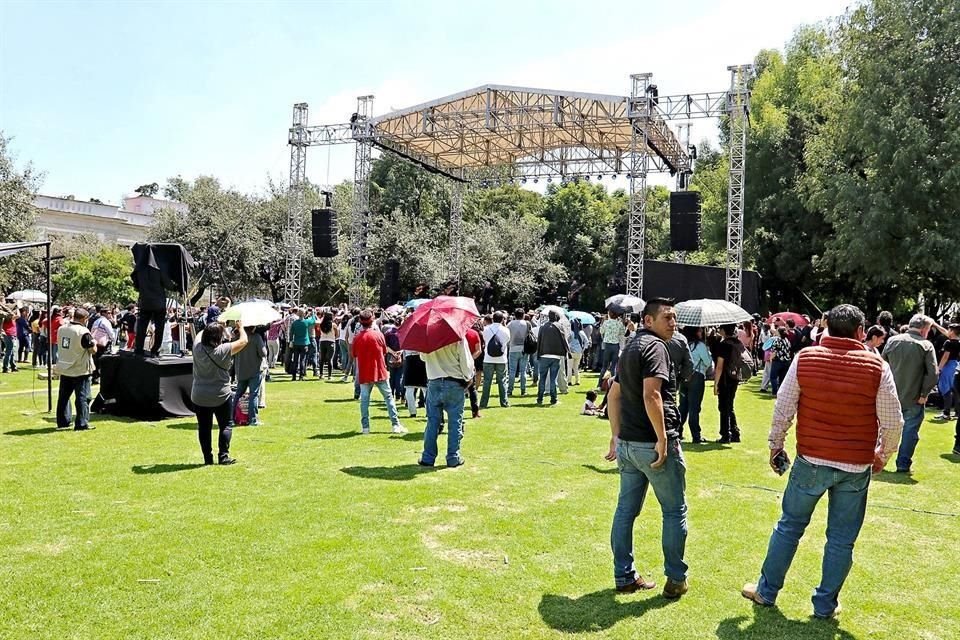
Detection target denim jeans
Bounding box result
[338,341,350,373]
[756,456,871,617]
[57,374,92,429]
[611,439,688,585]
[770,359,789,395]
[679,372,705,440]
[598,342,620,381]
[291,344,307,379]
[507,350,528,395]
[359,379,401,431]
[537,357,562,404]
[421,378,466,466]
[896,405,925,472]
[196,397,233,463]
[306,338,318,375]
[480,362,508,408]
[528,353,539,383]
[234,372,264,425]
[2,335,16,370]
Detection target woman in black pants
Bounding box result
[191,322,248,465]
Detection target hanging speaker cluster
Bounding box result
[379,258,400,308]
[669,191,702,252]
[311,191,338,258]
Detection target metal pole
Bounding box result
[447,179,465,287]
[724,65,752,305]
[626,73,652,298]
[46,242,52,412]
[283,103,309,305]
[349,95,375,307]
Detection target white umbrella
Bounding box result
[219,301,281,327]
[674,299,752,327]
[6,289,47,304]
[605,294,644,315]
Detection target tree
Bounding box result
[53,245,137,304]
[135,182,159,197]
[804,0,960,314]
[0,133,42,294]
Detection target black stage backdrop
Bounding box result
[642,260,762,314]
[97,352,195,419]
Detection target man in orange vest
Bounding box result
[741,304,903,619]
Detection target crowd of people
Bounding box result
[3,291,958,617]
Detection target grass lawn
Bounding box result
[1,362,959,640]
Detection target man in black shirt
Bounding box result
[604,297,689,600]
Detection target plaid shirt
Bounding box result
[769,356,904,473]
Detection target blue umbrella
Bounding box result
[566,310,597,325]
[405,298,431,309]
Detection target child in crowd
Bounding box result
[582,390,600,416]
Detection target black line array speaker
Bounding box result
[669,191,702,252]
[311,208,338,258]
[379,258,400,308]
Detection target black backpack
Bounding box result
[487,329,504,358]
[522,322,538,355]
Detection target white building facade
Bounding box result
[31,195,187,246]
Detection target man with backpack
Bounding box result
[714,323,752,443]
[536,310,569,406]
[480,312,511,409]
[506,308,533,397]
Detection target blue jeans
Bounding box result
[537,357,561,404]
[234,372,263,425]
[611,439,688,585]
[598,342,620,381]
[507,350,528,395]
[678,372,705,440]
[480,362,507,408]
[359,380,401,431]
[528,353,539,383]
[421,378,466,466]
[770,359,790,395]
[2,335,16,370]
[756,456,871,617]
[57,374,92,429]
[896,405,925,472]
[306,338,318,374]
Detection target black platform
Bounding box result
[97,352,195,419]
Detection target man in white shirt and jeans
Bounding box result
[480,312,510,409]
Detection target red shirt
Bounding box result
[465,328,481,357]
[2,318,15,337]
[51,315,63,344]
[352,328,388,383]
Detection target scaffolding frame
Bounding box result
[283,68,751,306]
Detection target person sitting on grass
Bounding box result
[582,390,600,416]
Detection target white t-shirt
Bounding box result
[482,323,510,365]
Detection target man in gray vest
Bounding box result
[55,308,97,431]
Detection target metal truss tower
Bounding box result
[349,95,375,307]
[724,65,752,306]
[447,180,465,287]
[627,73,652,298]
[283,102,309,305]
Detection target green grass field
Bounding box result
[1,363,958,640]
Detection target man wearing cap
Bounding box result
[351,309,406,435]
[55,308,97,431]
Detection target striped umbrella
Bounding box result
[673,299,753,327]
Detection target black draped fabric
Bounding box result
[131,243,195,310]
[97,352,195,418]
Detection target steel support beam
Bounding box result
[724,65,752,306]
[283,102,309,305]
[447,180,464,286]
[349,95,375,307]
[626,73,652,298]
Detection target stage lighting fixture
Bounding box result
[546,177,552,183]
[597,175,603,181]
[533,178,539,184]
[521,178,527,184]
[584,176,590,181]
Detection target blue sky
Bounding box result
[0,0,852,204]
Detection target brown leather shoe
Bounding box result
[741,583,773,606]
[616,575,656,593]
[662,578,688,599]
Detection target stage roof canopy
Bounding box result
[363,84,690,181]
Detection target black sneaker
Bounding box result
[218,456,237,465]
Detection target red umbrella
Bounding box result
[768,312,809,327]
[398,296,480,353]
